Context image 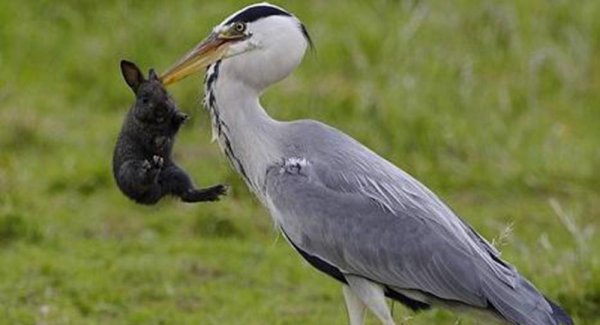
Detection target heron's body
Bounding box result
[161,3,573,324]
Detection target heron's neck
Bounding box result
[204,62,281,196]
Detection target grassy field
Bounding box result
[1,0,599,324]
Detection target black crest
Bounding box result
[224,4,313,48]
[224,4,291,24]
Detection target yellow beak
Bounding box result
[160,32,230,86]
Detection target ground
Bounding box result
[0,0,599,324]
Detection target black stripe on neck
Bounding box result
[203,61,252,188]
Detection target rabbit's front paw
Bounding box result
[152,155,164,169]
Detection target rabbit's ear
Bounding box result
[120,60,145,93]
[148,69,159,81]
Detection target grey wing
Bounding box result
[264,121,555,323]
[265,160,491,307]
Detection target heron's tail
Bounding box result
[545,296,574,325]
[483,274,573,325]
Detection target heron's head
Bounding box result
[161,3,311,91]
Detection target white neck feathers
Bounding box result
[204,61,281,197]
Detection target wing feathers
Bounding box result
[264,120,567,324]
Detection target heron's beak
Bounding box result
[160,32,231,86]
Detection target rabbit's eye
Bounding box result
[233,22,246,33]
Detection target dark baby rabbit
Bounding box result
[113,60,226,205]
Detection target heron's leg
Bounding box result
[345,275,396,325]
[343,284,366,325]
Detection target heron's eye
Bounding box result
[233,22,246,33]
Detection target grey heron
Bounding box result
[160,3,573,324]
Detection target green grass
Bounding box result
[1,0,599,324]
